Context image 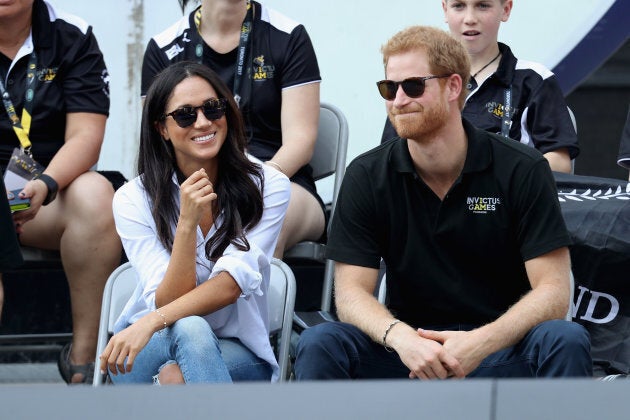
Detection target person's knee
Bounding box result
[64,172,116,221]
[297,322,347,358]
[295,322,361,380]
[279,183,325,252]
[530,320,593,376]
[536,320,591,354]
[157,363,185,385]
[170,316,218,352]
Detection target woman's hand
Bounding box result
[178,169,217,228]
[11,180,48,234]
[99,312,162,375]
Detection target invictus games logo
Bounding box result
[484,102,518,120]
[37,67,58,82]
[467,196,501,213]
[252,55,274,81]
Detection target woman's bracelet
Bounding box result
[155,308,167,331]
[265,160,284,174]
[382,319,402,352]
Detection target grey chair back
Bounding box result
[284,102,349,312]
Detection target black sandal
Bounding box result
[57,343,94,385]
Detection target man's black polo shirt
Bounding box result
[326,119,570,327]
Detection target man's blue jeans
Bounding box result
[294,320,592,379]
[110,316,272,384]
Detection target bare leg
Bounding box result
[274,183,325,258]
[158,363,185,384]
[20,172,121,382]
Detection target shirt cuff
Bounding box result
[211,252,268,298]
[617,157,630,170]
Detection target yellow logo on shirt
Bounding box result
[467,196,501,214]
[252,55,274,81]
[37,67,58,82]
[485,102,518,120]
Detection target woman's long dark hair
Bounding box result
[139,61,264,261]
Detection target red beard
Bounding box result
[389,99,449,141]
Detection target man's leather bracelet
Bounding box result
[38,174,58,206]
[382,319,402,352]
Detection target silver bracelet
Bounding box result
[155,308,167,331]
[382,319,401,352]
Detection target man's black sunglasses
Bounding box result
[162,98,227,128]
[376,75,452,100]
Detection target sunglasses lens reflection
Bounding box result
[171,110,196,127]
[377,79,425,100]
[168,99,226,128]
[402,79,424,98]
[201,102,225,121]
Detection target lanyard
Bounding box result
[195,0,254,108]
[0,50,38,153]
[501,85,512,138]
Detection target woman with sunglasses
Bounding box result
[142,0,324,258]
[99,61,290,384]
[381,0,579,174]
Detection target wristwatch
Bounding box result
[38,174,58,206]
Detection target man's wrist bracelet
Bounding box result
[382,319,401,352]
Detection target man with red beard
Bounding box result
[294,26,592,380]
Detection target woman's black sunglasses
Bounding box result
[376,75,451,100]
[162,98,227,128]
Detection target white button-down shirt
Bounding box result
[112,156,290,381]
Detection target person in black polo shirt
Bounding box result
[142,0,324,258]
[381,0,578,174]
[295,26,592,380]
[0,0,121,383]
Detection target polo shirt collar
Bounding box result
[390,138,416,174]
[389,118,493,176]
[493,42,517,88]
[461,118,493,174]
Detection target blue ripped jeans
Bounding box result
[295,320,593,380]
[110,316,272,384]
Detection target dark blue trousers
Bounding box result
[295,320,592,379]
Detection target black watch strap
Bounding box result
[38,174,58,206]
